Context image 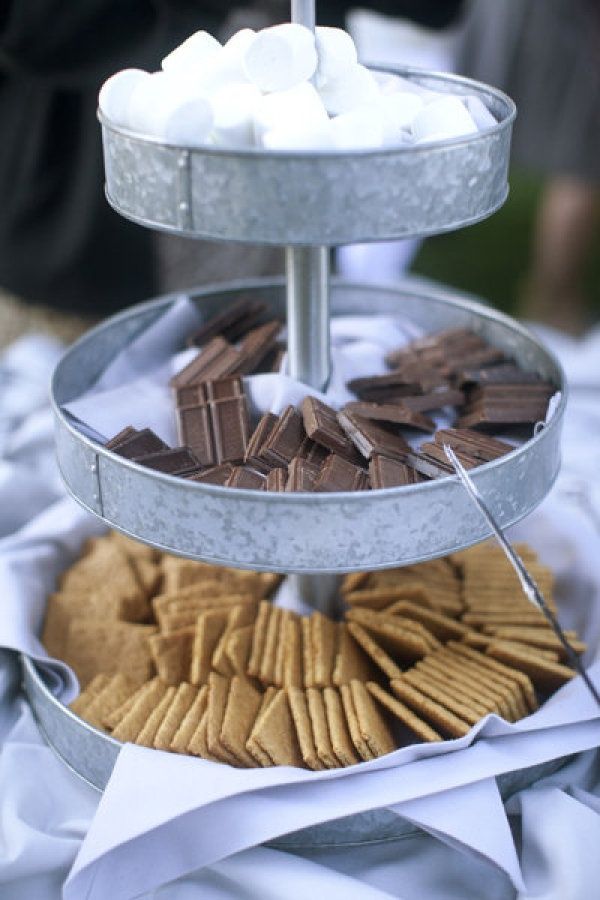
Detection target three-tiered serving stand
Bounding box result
[23,0,568,826]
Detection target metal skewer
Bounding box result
[444,444,600,707]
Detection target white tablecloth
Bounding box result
[1,311,599,900]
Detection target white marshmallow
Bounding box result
[253,82,328,144]
[98,69,149,127]
[330,106,386,150]
[243,24,317,93]
[210,82,262,147]
[192,30,255,96]
[163,98,213,147]
[318,63,380,116]
[262,120,334,151]
[380,92,424,134]
[314,27,357,87]
[161,30,221,75]
[411,96,478,143]
[126,71,211,141]
[464,94,497,131]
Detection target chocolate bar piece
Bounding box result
[175,385,206,408]
[441,346,506,377]
[187,298,267,348]
[297,438,330,468]
[369,455,424,488]
[108,428,168,459]
[301,396,363,462]
[225,466,266,489]
[407,327,484,352]
[434,428,513,461]
[400,388,465,412]
[170,337,240,388]
[256,346,286,374]
[343,401,436,433]
[205,377,244,401]
[177,405,215,467]
[458,405,549,429]
[285,457,321,492]
[337,410,410,461]
[211,397,251,464]
[260,406,306,467]
[245,413,279,473]
[187,464,233,485]
[314,454,369,492]
[105,426,138,450]
[231,321,282,377]
[403,451,453,479]
[265,467,288,492]
[347,371,424,400]
[418,442,479,471]
[134,446,201,476]
[457,364,545,386]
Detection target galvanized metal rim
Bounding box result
[51,277,567,505]
[97,64,516,160]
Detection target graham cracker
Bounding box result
[220,676,263,767]
[282,616,304,689]
[346,622,404,680]
[323,687,360,766]
[249,689,303,768]
[69,674,111,717]
[485,641,575,691]
[109,530,159,562]
[62,619,157,687]
[225,625,254,676]
[340,572,370,594]
[448,642,538,713]
[311,612,338,688]
[344,585,434,611]
[306,688,340,768]
[333,624,377,685]
[247,601,272,678]
[366,681,442,743]
[136,687,177,748]
[149,627,194,685]
[170,685,208,753]
[403,669,482,726]
[287,687,324,770]
[80,673,139,729]
[190,609,229,685]
[212,603,258,676]
[246,687,277,766]
[483,627,586,658]
[206,672,240,765]
[416,655,513,720]
[104,678,158,730]
[187,708,222,762]
[412,662,493,718]
[112,679,168,742]
[154,683,198,752]
[390,679,471,739]
[437,647,526,720]
[350,680,395,758]
[347,610,434,660]
[274,610,295,687]
[385,601,469,641]
[340,683,374,761]
[259,606,283,684]
[301,616,314,689]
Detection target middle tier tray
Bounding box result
[52,279,565,573]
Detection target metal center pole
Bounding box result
[288,0,337,612]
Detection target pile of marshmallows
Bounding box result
[99,24,496,152]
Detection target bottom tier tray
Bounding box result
[52,278,565,573]
[22,654,570,847]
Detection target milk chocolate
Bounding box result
[231,321,282,377]
[187,464,234,485]
[457,364,546,387]
[225,466,266,489]
[187,298,267,347]
[400,388,465,412]
[260,406,306,467]
[418,442,479,470]
[434,428,513,461]
[205,377,244,401]
[285,457,321,492]
[337,410,410,461]
[170,337,236,388]
[314,454,369,492]
[175,385,206,409]
[211,397,251,464]
[302,396,363,462]
[177,404,215,466]
[343,401,436,433]
[105,426,138,450]
[265,467,288,492]
[134,447,201,476]
[245,413,279,473]
[109,428,168,459]
[369,455,425,488]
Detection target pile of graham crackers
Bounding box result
[42,532,585,768]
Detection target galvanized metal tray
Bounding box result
[52,279,565,573]
[100,66,515,246]
[21,654,571,848]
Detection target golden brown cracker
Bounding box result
[416,655,513,720]
[344,585,433,611]
[220,676,263,767]
[485,641,575,691]
[206,672,240,766]
[246,687,278,766]
[333,624,376,685]
[448,642,538,713]
[340,683,374,761]
[259,606,283,684]
[249,689,303,768]
[225,625,255,676]
[403,669,482,726]
[311,612,338,688]
[112,679,168,742]
[340,572,370,594]
[350,680,396,757]
[170,685,208,753]
[346,610,434,660]
[385,601,469,641]
[149,627,194,685]
[212,603,258,676]
[69,674,111,717]
[366,681,443,743]
[346,622,404,680]
[282,616,304,689]
[287,687,324,770]
[187,708,222,762]
[247,601,272,678]
[80,673,139,729]
[154,683,198,752]
[301,615,314,689]
[62,619,156,687]
[323,687,360,766]
[306,688,340,768]
[390,679,471,739]
[136,687,176,748]
[190,609,229,685]
[437,647,526,720]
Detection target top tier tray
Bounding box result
[100,66,515,246]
